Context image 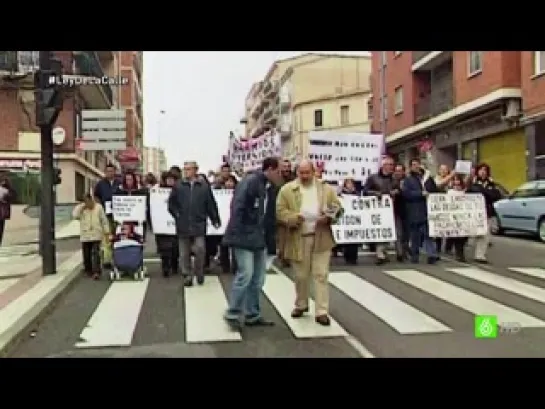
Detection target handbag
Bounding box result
[101,236,113,265]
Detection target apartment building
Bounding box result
[142,146,167,176]
[0,51,143,203]
[243,53,372,159]
[521,51,545,179]
[370,51,545,191]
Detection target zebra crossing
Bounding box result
[73,263,545,352]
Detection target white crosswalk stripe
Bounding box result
[74,264,545,349]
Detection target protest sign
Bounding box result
[149,187,176,235]
[332,195,396,244]
[308,131,383,182]
[427,193,487,237]
[207,189,233,235]
[112,195,146,222]
[229,130,281,172]
[454,160,472,174]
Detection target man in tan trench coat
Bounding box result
[276,160,343,326]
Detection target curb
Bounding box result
[11,235,79,246]
[0,252,82,356]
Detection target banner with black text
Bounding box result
[332,195,396,244]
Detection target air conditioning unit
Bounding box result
[502,99,522,121]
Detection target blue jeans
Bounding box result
[409,222,437,261]
[225,247,266,322]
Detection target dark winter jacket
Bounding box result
[94,178,120,215]
[466,178,502,218]
[222,171,271,251]
[167,178,220,238]
[401,170,438,225]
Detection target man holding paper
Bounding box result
[276,160,343,326]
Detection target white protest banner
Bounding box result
[207,189,233,235]
[149,187,176,235]
[332,195,396,244]
[112,195,146,222]
[229,130,281,172]
[427,193,487,237]
[308,131,384,182]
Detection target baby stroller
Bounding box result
[110,239,147,281]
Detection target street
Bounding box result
[8,235,545,358]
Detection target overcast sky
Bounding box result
[143,51,369,173]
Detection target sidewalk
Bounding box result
[3,219,80,246]
[0,250,82,355]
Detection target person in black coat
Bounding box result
[341,178,361,265]
[465,163,502,263]
[155,172,180,277]
[401,158,439,264]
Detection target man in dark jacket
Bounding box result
[393,164,409,261]
[363,156,396,265]
[223,157,281,330]
[168,161,221,286]
[401,158,438,264]
[94,164,120,226]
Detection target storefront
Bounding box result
[0,153,104,204]
[477,129,526,192]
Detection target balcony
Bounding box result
[414,90,454,123]
[0,51,38,85]
[0,51,18,72]
[278,114,292,140]
[263,80,278,98]
[412,51,452,72]
[262,104,277,126]
[250,97,262,119]
[73,51,113,109]
[278,84,291,113]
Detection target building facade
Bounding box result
[0,51,143,204]
[370,51,544,192]
[243,53,372,159]
[142,146,167,176]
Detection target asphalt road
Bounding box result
[9,235,545,358]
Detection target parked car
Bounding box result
[491,180,545,242]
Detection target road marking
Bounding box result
[184,275,241,343]
[508,268,545,281]
[262,272,347,339]
[76,279,149,348]
[330,271,451,334]
[447,267,545,304]
[0,278,19,294]
[385,269,545,328]
[345,334,375,358]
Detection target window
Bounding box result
[314,109,323,127]
[394,86,403,114]
[394,51,402,57]
[536,181,545,197]
[534,52,545,75]
[511,182,538,198]
[468,51,483,76]
[340,105,349,125]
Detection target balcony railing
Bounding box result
[74,51,113,105]
[414,90,454,123]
